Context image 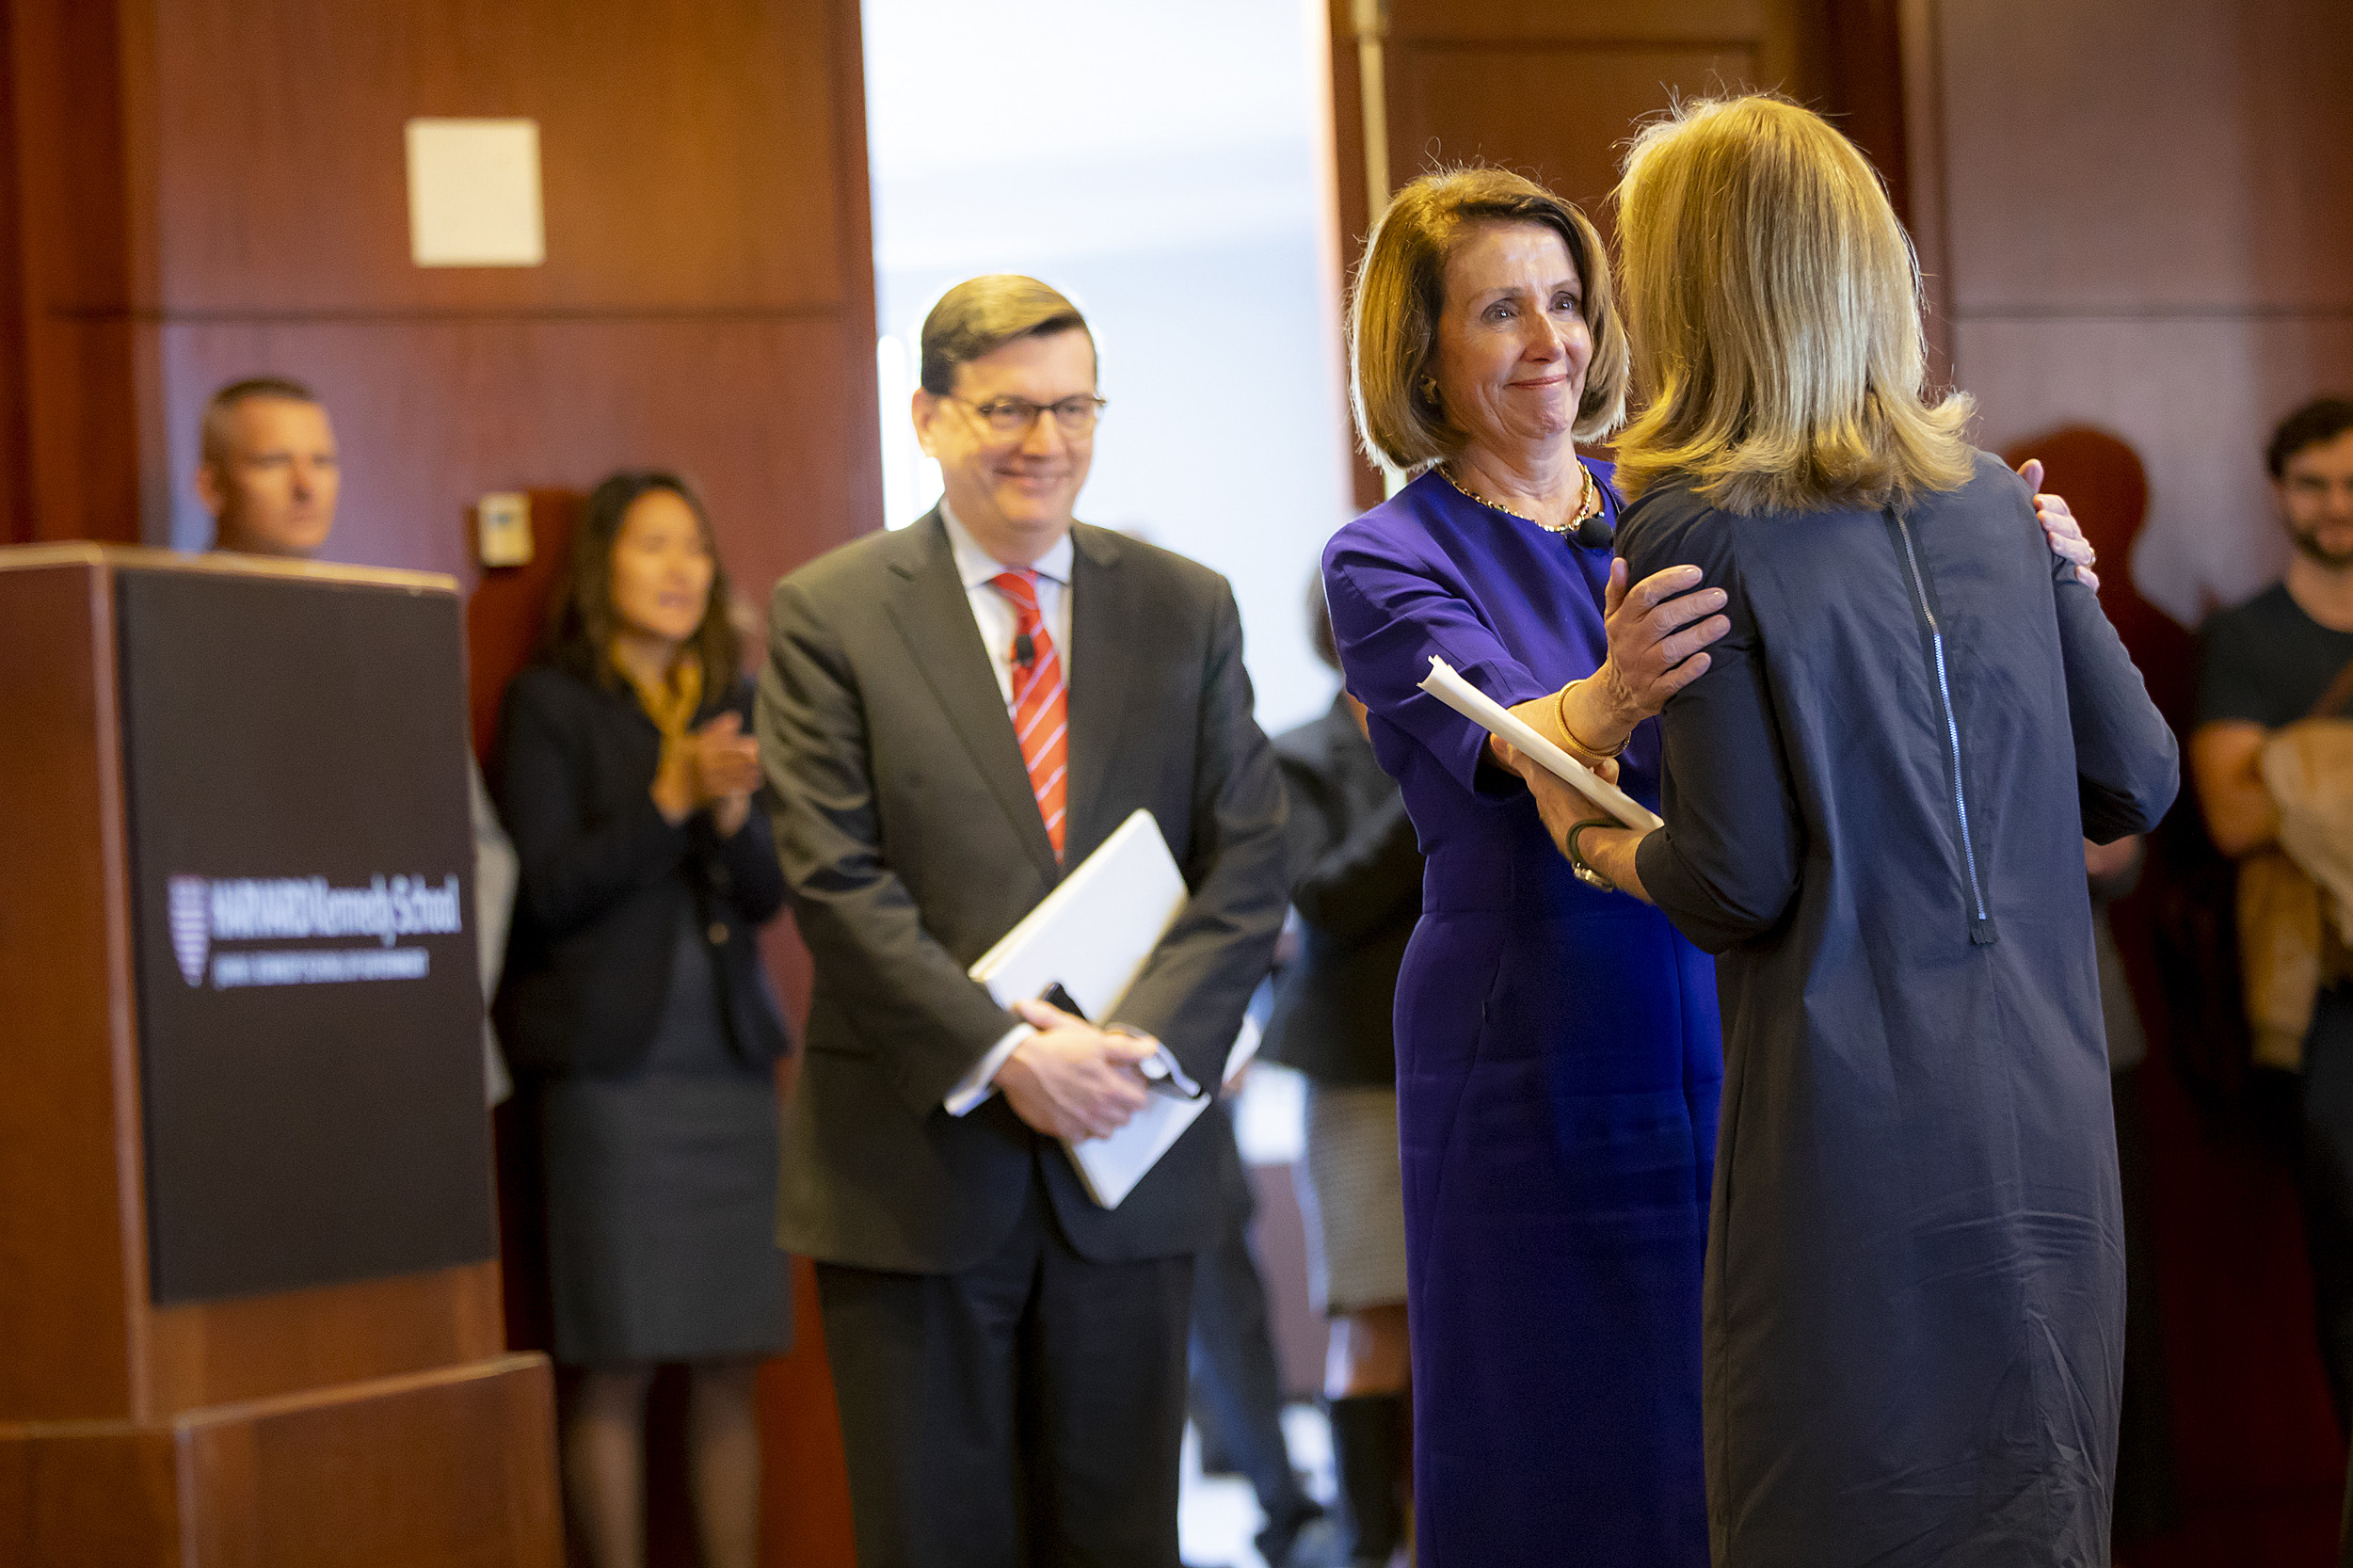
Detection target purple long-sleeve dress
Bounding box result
[1321,462,1719,1567]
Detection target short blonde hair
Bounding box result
[1610,95,1974,516]
[1349,167,1628,471]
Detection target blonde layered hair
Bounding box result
[1350,167,1629,471]
[1610,95,1974,515]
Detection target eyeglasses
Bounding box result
[949,393,1107,440]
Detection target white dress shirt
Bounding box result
[938,501,1079,1114]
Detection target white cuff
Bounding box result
[943,1021,1035,1116]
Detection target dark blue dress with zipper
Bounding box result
[1321,462,1721,1568]
[1620,455,2179,1567]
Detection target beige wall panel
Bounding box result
[1955,314,2353,621]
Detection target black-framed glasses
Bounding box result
[951,393,1107,440]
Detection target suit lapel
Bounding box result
[1063,523,1136,865]
[883,511,1060,885]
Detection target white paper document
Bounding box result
[962,809,1219,1208]
[1417,656,1664,831]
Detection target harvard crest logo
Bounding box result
[167,875,210,987]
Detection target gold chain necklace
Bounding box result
[1437,460,1601,535]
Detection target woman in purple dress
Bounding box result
[1321,168,1731,1567]
[1321,168,2104,1566]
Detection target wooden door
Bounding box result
[1322,0,1910,506]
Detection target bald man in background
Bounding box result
[195,374,518,1102]
[196,376,342,557]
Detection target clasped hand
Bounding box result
[652,712,762,834]
[995,998,1158,1142]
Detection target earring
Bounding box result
[1420,376,1440,401]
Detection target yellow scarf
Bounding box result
[614,644,704,776]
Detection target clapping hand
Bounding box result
[654,712,762,833]
[691,712,761,835]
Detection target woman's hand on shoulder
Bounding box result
[1594,557,1730,726]
[2018,459,2101,592]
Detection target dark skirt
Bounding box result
[540,909,791,1367]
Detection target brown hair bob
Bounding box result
[1349,166,1629,471]
[540,471,741,687]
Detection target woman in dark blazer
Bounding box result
[493,471,791,1568]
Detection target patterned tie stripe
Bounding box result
[990,570,1068,859]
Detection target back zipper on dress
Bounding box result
[1886,508,1999,946]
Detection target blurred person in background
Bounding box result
[194,374,518,1102]
[2190,397,2353,1432]
[1261,577,1421,1568]
[492,471,793,1568]
[196,375,341,558]
[1186,1052,1338,1568]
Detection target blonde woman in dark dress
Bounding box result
[1557,98,2178,1566]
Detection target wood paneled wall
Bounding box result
[1915,0,2353,626]
[0,0,883,598]
[0,5,876,1562]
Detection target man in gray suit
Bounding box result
[758,275,1289,1567]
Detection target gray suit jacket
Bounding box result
[757,509,1288,1272]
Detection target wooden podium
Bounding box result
[0,545,559,1565]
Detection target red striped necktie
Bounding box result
[990,569,1068,859]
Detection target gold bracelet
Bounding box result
[1556,680,1629,760]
